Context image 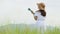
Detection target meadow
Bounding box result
[0,24,60,34]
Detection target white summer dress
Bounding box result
[34,10,46,32]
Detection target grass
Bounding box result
[0,24,60,34]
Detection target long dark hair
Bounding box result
[39,10,46,17]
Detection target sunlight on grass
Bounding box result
[0,24,60,34]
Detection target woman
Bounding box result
[28,2,46,34]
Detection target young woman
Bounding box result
[28,2,46,34]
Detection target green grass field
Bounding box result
[0,24,60,34]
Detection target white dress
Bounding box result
[34,11,46,34]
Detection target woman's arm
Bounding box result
[28,8,35,15]
[28,8,37,20]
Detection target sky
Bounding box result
[0,0,60,26]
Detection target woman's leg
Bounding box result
[41,26,45,34]
[40,23,46,34]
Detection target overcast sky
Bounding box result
[0,0,60,26]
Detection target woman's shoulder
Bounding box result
[35,10,39,12]
[35,10,41,14]
[35,10,39,13]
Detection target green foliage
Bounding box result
[0,24,60,34]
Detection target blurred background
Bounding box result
[0,0,60,26]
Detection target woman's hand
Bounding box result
[34,16,37,20]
